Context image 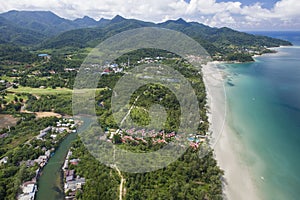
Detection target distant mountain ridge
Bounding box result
[0,15,47,45]
[0,10,103,36]
[0,10,292,59]
[39,14,291,58]
[0,10,112,45]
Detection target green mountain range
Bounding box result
[0,10,292,60]
[0,10,104,45]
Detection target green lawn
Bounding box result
[7,86,72,95]
[7,86,105,96]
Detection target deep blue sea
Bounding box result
[223,31,300,200]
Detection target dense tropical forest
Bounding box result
[68,139,223,200]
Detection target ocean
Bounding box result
[222,31,300,200]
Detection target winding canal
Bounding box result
[35,117,92,200]
[35,131,77,200]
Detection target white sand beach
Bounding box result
[202,61,260,200]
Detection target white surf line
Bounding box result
[213,64,228,148]
[203,62,227,149]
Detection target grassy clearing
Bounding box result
[7,86,72,95]
[4,93,28,103]
[0,75,16,82]
[7,86,106,96]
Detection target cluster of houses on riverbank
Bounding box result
[18,181,37,200]
[62,150,86,200]
[17,118,77,200]
[17,150,51,200]
[37,118,77,140]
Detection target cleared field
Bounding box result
[35,112,62,118]
[0,114,18,129]
[7,86,105,95]
[7,86,72,95]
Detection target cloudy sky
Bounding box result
[0,0,299,30]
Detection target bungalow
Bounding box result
[65,191,76,199]
[69,159,79,165]
[62,159,69,171]
[24,160,35,167]
[166,132,176,138]
[0,157,8,165]
[65,169,75,178]
[50,134,57,139]
[37,126,52,139]
[34,155,48,167]
[66,175,74,182]
[0,133,8,138]
[156,139,167,144]
[18,181,37,200]
[52,127,68,133]
[38,53,49,57]
[21,182,36,193]
[45,150,51,158]
[38,53,51,59]
[66,150,72,159]
[64,178,86,192]
[104,68,111,73]
[190,142,200,150]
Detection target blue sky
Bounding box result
[216,0,279,8]
[0,0,299,30]
[185,0,279,8]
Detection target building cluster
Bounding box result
[17,157,49,199]
[17,145,53,199]
[62,150,86,200]
[105,127,207,149]
[107,128,178,145]
[37,118,77,140]
[16,118,77,200]
[18,181,37,200]
[0,79,18,89]
[137,56,165,64]
[101,63,123,75]
[187,134,207,150]
[82,63,124,76]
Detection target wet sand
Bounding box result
[202,61,260,200]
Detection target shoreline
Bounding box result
[202,61,261,200]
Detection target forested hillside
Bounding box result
[0,10,292,61]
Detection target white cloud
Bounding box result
[273,0,300,18]
[0,0,300,30]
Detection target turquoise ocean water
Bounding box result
[222,32,300,200]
